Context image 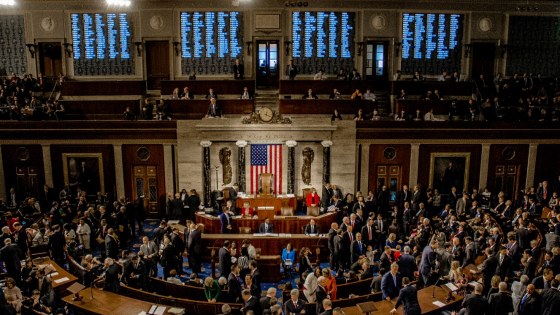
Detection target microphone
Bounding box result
[432,277,444,298]
[46,269,56,278]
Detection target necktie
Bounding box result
[379,221,382,232]
[368,227,372,240]
[349,232,353,243]
[359,242,362,254]
[226,213,230,225]
[393,275,397,287]
[352,221,354,229]
[311,225,314,234]
[544,188,547,199]
[520,294,528,308]
[500,255,504,265]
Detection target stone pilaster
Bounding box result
[201,141,212,207]
[163,144,175,196]
[409,144,420,186]
[41,145,53,187]
[526,144,538,188]
[236,140,248,193]
[113,145,125,199]
[479,144,491,190]
[286,141,297,194]
[321,141,333,184]
[0,145,5,198]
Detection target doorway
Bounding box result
[38,42,63,77]
[256,40,279,88]
[145,41,170,90]
[132,165,159,217]
[15,166,39,198]
[471,43,496,80]
[365,41,389,84]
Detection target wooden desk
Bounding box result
[161,80,255,95]
[168,99,254,119]
[194,212,336,234]
[235,196,296,215]
[255,255,281,283]
[341,286,463,315]
[395,99,450,115]
[279,99,376,115]
[391,81,473,96]
[35,258,78,296]
[63,289,172,315]
[200,233,329,261]
[279,80,373,95]
[61,81,145,96]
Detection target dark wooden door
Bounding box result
[146,41,170,90]
[256,41,279,88]
[132,165,159,217]
[365,41,389,84]
[471,43,495,79]
[38,42,63,77]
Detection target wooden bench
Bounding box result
[61,81,145,96]
[279,80,373,95]
[279,99,376,115]
[168,99,254,119]
[391,81,473,96]
[61,100,139,120]
[161,80,255,96]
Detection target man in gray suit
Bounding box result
[438,243,453,278]
[140,236,158,276]
[419,240,438,285]
[511,275,529,315]
[456,193,469,217]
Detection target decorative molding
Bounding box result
[286,140,298,147]
[137,147,150,161]
[383,147,396,160]
[478,17,493,32]
[41,17,56,32]
[371,14,387,30]
[149,15,165,31]
[242,111,292,124]
[236,140,248,148]
[200,141,212,147]
[321,141,333,147]
[355,139,560,145]
[0,140,177,145]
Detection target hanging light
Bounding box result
[0,0,15,5]
[106,0,131,6]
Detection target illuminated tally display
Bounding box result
[292,11,355,74]
[70,13,135,76]
[401,13,463,75]
[180,11,243,75]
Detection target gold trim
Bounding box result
[62,153,105,195]
[428,152,470,191]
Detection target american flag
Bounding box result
[250,144,282,194]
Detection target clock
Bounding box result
[259,107,274,122]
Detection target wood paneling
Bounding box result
[417,144,482,191]
[279,80,373,95]
[122,145,166,218]
[146,41,170,90]
[535,144,560,188]
[487,144,529,200]
[391,81,473,95]
[168,100,254,119]
[368,144,411,192]
[61,81,145,96]
[395,99,470,116]
[1,145,45,198]
[61,100,139,120]
[161,80,255,95]
[280,99,376,115]
[50,145,116,200]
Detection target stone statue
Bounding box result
[219,147,232,185]
[302,147,314,185]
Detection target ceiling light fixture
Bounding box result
[107,0,131,6]
[0,0,15,5]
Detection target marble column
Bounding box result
[322,141,333,184]
[286,141,297,194]
[479,144,491,190]
[113,145,125,199]
[201,141,212,207]
[0,145,5,198]
[360,144,370,192]
[526,144,538,189]
[163,144,175,196]
[409,144,420,186]
[236,141,248,193]
[42,145,53,188]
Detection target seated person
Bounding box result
[336,69,347,80]
[370,109,381,121]
[142,99,153,120]
[424,108,441,121]
[363,89,376,100]
[239,87,253,99]
[171,87,180,99]
[433,89,444,100]
[438,71,448,81]
[329,89,341,100]
[259,217,274,233]
[354,108,365,121]
[181,87,194,100]
[411,71,424,81]
[156,99,171,120]
[240,202,254,217]
[22,290,51,314]
[188,71,197,80]
[167,269,184,285]
[393,70,402,81]
[205,98,222,118]
[398,89,406,99]
[395,110,408,121]
[205,88,218,99]
[450,71,460,82]
[185,273,203,287]
[411,109,423,121]
[349,69,361,81]
[351,89,363,100]
[306,188,320,207]
[331,109,342,121]
[314,69,328,81]
[304,219,320,235]
[422,90,434,100]
[53,100,66,120]
[123,107,135,120]
[302,89,318,99]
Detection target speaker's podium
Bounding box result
[235,173,296,216]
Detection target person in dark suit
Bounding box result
[160,238,175,279]
[397,246,417,280]
[241,289,261,314]
[328,222,339,269]
[391,277,421,315]
[381,263,402,300]
[350,233,366,265]
[359,260,373,280]
[318,300,333,315]
[259,287,276,312]
[219,240,232,278]
[0,238,22,285]
[361,219,375,249]
[419,241,438,285]
[305,219,320,235]
[239,87,253,100]
[259,217,274,233]
[233,59,244,79]
[302,88,318,100]
[488,282,514,315]
[496,247,514,282]
[403,202,412,236]
[411,185,421,212]
[249,260,262,292]
[205,98,222,118]
[517,225,533,250]
[315,277,330,315]
[105,229,119,260]
[228,265,242,303]
[142,99,154,120]
[541,279,560,315]
[379,246,393,276]
[241,274,260,299]
[220,208,234,234]
[457,284,489,315]
[284,289,306,314]
[186,223,202,275]
[48,224,67,267]
[228,184,239,203]
[286,60,298,80]
[205,88,218,100]
[531,268,554,290]
[473,248,499,295]
[102,258,121,294]
[342,227,354,268]
[521,249,538,282]
[35,269,55,306]
[517,284,540,315]
[463,237,476,267]
[374,214,389,250]
[321,183,333,209]
[334,229,345,270]
[397,185,412,211]
[126,255,147,291]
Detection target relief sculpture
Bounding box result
[301,147,314,185]
[219,147,232,185]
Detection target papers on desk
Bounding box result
[168,308,185,314]
[148,305,167,315]
[433,301,447,307]
[468,281,479,287]
[444,283,459,291]
[167,220,180,225]
[252,233,279,237]
[286,194,295,198]
[197,211,205,214]
[54,277,69,284]
[49,272,59,277]
[279,233,292,237]
[138,312,147,315]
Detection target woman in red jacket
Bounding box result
[306,188,320,207]
[240,201,254,217]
